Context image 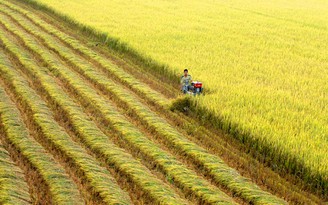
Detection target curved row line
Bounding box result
[0,23,133,205]
[0,8,238,205]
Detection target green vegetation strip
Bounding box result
[0,144,31,205]
[0,9,237,205]
[0,25,132,205]
[0,54,83,204]
[1,0,170,107]
[0,14,188,205]
[0,8,287,205]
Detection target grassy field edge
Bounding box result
[14,0,327,199]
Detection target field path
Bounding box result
[0,0,324,204]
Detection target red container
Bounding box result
[192,81,202,88]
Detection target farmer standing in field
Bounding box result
[181,69,192,93]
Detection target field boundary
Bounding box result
[13,0,327,200]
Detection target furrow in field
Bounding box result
[0,0,171,107]
[0,7,287,205]
[0,144,31,205]
[0,24,133,205]
[0,52,84,204]
[0,9,240,205]
[0,14,190,205]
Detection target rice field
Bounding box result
[28,0,328,198]
[0,0,326,204]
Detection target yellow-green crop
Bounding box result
[32,0,328,189]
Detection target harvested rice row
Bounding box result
[0,8,288,204]
[1,9,287,205]
[0,0,170,107]
[0,25,132,205]
[0,78,83,204]
[0,52,84,204]
[0,143,31,205]
[0,9,238,205]
[0,16,188,205]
